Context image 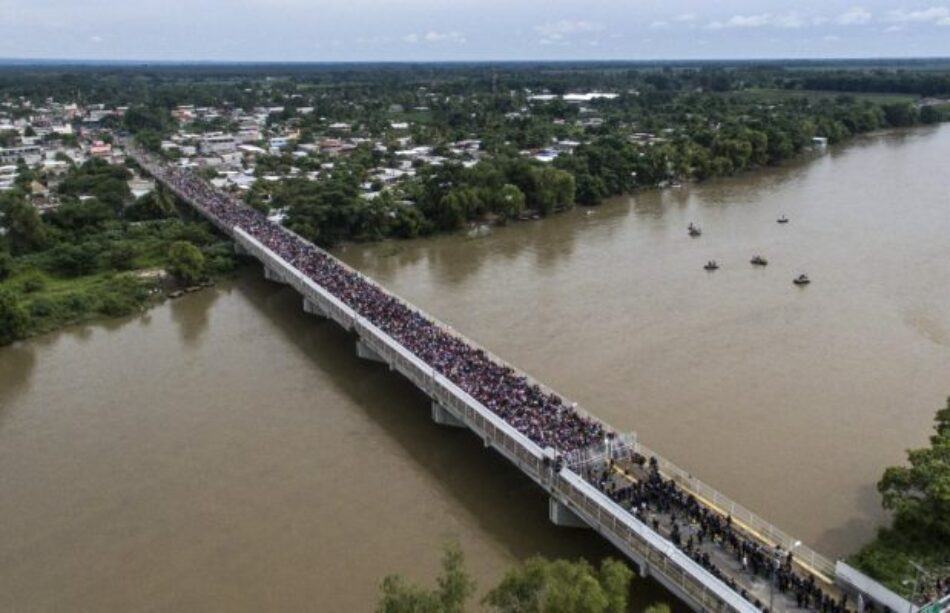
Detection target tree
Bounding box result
[2,195,48,254]
[0,251,13,281]
[166,241,206,286]
[0,288,30,346]
[920,106,943,125]
[881,103,918,128]
[125,188,177,221]
[377,542,475,613]
[108,243,138,271]
[124,105,176,136]
[483,556,633,613]
[877,398,950,541]
[51,243,99,277]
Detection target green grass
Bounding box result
[0,218,244,344]
[1,267,157,337]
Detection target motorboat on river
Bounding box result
[793,274,811,285]
[704,260,719,271]
[750,255,769,266]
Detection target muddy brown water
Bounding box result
[2,126,949,610]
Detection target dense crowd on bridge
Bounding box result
[136,150,889,613]
[589,455,854,613]
[133,151,606,455]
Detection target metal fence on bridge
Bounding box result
[634,440,836,581]
[134,154,880,612]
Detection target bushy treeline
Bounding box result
[551,95,943,206]
[795,71,950,97]
[851,400,950,600]
[248,146,574,247]
[0,159,236,345]
[246,88,944,246]
[6,61,950,111]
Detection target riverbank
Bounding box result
[0,216,243,346]
[338,124,950,561]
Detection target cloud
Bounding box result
[90,35,103,44]
[649,20,669,29]
[705,14,772,29]
[835,7,872,25]
[356,35,393,46]
[535,19,604,38]
[773,12,807,28]
[674,13,697,22]
[886,6,950,26]
[424,31,466,43]
[705,12,821,30]
[823,34,841,41]
[402,31,466,44]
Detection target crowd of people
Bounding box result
[134,151,606,455]
[586,455,854,613]
[135,150,896,613]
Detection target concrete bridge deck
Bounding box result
[131,148,913,613]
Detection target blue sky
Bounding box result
[2,0,950,61]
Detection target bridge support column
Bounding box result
[263,266,285,284]
[431,402,465,428]
[548,498,589,529]
[356,339,386,364]
[303,298,327,318]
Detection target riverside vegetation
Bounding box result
[1,61,949,597]
[375,542,673,613]
[850,399,950,601]
[0,157,237,345]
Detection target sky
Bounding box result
[2,0,950,62]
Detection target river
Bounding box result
[2,126,949,610]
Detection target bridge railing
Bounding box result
[233,229,357,331]
[142,159,845,612]
[554,469,759,613]
[634,440,836,581]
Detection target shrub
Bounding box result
[0,251,13,281]
[166,241,206,285]
[20,272,46,293]
[29,297,55,318]
[0,288,30,345]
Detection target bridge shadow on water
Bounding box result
[234,268,685,611]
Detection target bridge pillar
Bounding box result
[431,402,465,428]
[356,339,386,364]
[263,266,285,284]
[303,298,327,318]
[548,498,589,529]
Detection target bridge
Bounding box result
[130,146,914,613]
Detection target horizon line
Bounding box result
[2,55,950,67]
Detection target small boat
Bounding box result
[793,274,811,286]
[777,215,789,224]
[688,223,702,237]
[704,261,719,271]
[750,256,768,266]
